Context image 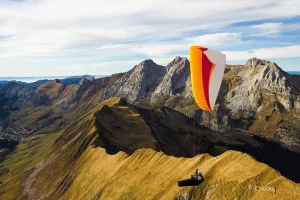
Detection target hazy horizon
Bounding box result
[0,75,107,83]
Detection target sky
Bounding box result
[0,0,300,76]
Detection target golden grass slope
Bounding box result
[0,97,299,200]
[67,149,300,200]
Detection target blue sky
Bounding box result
[0,0,300,76]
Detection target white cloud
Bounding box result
[152,57,181,66]
[131,33,242,57]
[130,44,186,57]
[187,33,242,46]
[223,45,300,61]
[0,30,72,57]
[250,22,282,36]
[98,44,128,50]
[51,60,142,75]
[98,33,242,57]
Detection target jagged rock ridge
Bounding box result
[101,59,167,104]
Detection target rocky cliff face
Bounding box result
[150,57,191,104]
[218,59,300,152]
[101,59,167,104]
[226,58,299,113]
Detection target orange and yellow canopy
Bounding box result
[190,46,226,112]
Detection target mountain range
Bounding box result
[0,75,99,88]
[2,57,299,152]
[0,57,300,199]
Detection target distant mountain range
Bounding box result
[288,71,300,75]
[0,75,106,87]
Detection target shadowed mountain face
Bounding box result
[93,98,212,157]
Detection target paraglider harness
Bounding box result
[178,169,204,187]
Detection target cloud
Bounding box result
[1,1,300,53]
[131,33,242,57]
[0,0,300,75]
[250,22,282,36]
[0,30,72,57]
[223,45,300,61]
[51,60,145,75]
[187,33,242,46]
[98,33,242,57]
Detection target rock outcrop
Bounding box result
[150,57,191,104]
[101,59,167,104]
[78,75,95,86]
[226,58,298,114]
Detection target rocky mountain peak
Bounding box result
[246,58,283,73]
[132,59,162,73]
[246,57,265,68]
[78,75,95,86]
[166,56,189,71]
[226,58,298,116]
[242,58,290,89]
[150,57,190,102]
[100,59,167,104]
[141,59,155,65]
[53,79,63,84]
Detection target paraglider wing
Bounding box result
[190,46,226,112]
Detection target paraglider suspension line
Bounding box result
[193,119,195,157]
